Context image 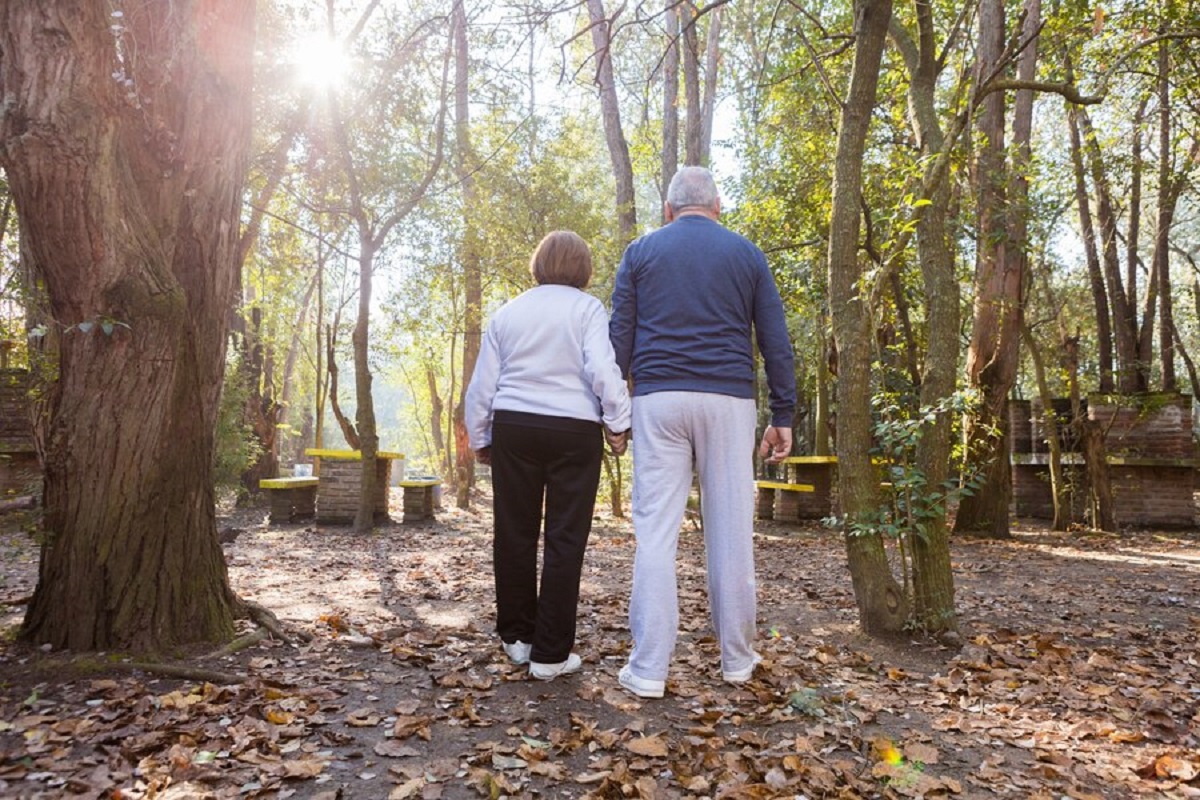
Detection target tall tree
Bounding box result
[0,1,254,650]
[451,0,482,510]
[587,0,638,244]
[953,0,1023,538]
[828,0,906,634]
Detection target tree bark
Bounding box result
[954,0,1021,539]
[828,0,906,635]
[890,0,959,631]
[1023,325,1068,531]
[662,0,679,219]
[452,0,481,509]
[1078,108,1139,392]
[587,0,638,244]
[1,1,253,650]
[699,6,722,165]
[1066,103,1114,392]
[682,2,703,165]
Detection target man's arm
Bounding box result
[752,256,797,429]
[609,250,637,380]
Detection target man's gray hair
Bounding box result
[666,166,720,210]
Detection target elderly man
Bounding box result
[609,166,796,698]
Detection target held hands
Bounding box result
[604,428,630,456]
[475,447,492,466]
[759,426,792,464]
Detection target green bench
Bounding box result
[259,477,319,523]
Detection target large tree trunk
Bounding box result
[954,0,1020,539]
[682,2,703,165]
[587,0,638,243]
[1,1,253,650]
[828,0,906,635]
[452,0,481,510]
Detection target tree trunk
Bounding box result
[453,0,481,510]
[699,6,722,165]
[662,0,679,219]
[889,0,960,632]
[1,1,253,650]
[954,0,1020,539]
[426,364,449,476]
[682,2,703,165]
[1078,108,1139,392]
[587,0,638,243]
[1066,103,1114,392]
[1023,325,1068,530]
[828,0,906,635]
[352,240,380,533]
[1154,37,1176,391]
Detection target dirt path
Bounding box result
[1,498,1199,798]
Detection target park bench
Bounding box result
[754,480,816,522]
[259,477,319,523]
[756,455,839,523]
[397,478,440,523]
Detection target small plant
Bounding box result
[834,389,993,615]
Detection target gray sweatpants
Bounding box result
[627,391,759,682]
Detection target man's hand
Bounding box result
[605,428,630,456]
[475,447,492,466]
[759,426,792,464]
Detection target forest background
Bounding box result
[0,0,1198,652]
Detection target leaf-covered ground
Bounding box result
[1,493,1199,799]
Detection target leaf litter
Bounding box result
[1,497,1199,798]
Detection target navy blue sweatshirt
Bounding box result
[609,215,797,428]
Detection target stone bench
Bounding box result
[755,480,816,523]
[398,478,440,523]
[259,477,319,523]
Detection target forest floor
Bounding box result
[0,491,1199,800]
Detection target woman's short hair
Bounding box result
[530,230,592,288]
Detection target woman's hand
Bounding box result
[604,428,630,456]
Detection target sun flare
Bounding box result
[290,33,352,89]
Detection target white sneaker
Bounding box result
[502,640,532,665]
[618,664,665,698]
[529,653,582,680]
[723,652,763,684]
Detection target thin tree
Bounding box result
[828,0,907,634]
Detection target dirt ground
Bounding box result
[1,491,1199,799]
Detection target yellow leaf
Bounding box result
[265,709,294,725]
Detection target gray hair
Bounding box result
[666,166,719,211]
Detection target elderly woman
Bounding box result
[465,231,631,681]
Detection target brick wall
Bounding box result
[316,456,392,524]
[0,369,39,500]
[1010,393,1196,528]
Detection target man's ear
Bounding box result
[714,198,721,218]
[663,201,675,222]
